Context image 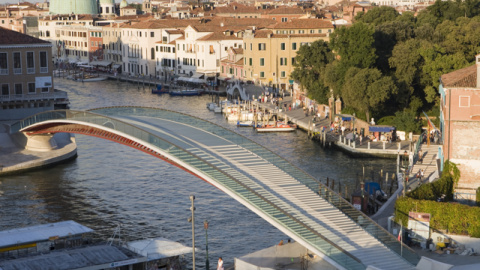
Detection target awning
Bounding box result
[68,59,77,64]
[90,60,112,67]
[217,76,230,81]
[112,64,121,69]
[191,73,204,79]
[369,125,395,133]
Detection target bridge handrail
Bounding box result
[12,108,365,269]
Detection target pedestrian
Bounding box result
[420,169,424,181]
[360,135,363,146]
[418,150,423,164]
[217,257,224,270]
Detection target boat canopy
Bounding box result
[369,125,395,133]
[126,237,194,261]
[0,220,93,248]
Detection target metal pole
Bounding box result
[189,195,196,270]
[204,220,210,270]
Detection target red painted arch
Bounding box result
[23,122,211,184]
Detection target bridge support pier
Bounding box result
[23,133,58,152]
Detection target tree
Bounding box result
[341,67,397,121]
[355,6,399,25]
[330,23,377,69]
[392,110,422,133]
[290,40,334,104]
[389,39,423,108]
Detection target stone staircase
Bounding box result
[410,144,440,186]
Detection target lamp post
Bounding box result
[204,220,210,270]
[188,195,196,270]
[353,112,356,142]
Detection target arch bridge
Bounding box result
[11,107,419,270]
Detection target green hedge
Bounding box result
[394,161,480,237]
[395,197,480,237]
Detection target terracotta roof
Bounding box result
[441,65,477,88]
[210,3,265,14]
[122,6,136,9]
[165,29,183,34]
[197,31,241,41]
[235,58,244,65]
[0,26,50,45]
[266,7,305,15]
[271,18,333,29]
[232,47,243,54]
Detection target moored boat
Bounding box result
[152,84,169,94]
[169,88,203,96]
[256,122,297,132]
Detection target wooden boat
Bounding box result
[256,122,297,132]
[169,88,204,96]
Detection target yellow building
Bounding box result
[242,19,333,91]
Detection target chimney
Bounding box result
[220,22,224,27]
[477,54,480,88]
[75,14,78,20]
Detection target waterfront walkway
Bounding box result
[12,107,419,270]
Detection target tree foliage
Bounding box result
[291,3,480,129]
[290,40,334,104]
[341,67,397,121]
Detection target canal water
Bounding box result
[0,78,396,268]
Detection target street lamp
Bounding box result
[353,112,356,142]
[204,220,210,270]
[188,195,196,270]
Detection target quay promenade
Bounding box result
[245,95,412,158]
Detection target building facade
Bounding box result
[0,28,68,120]
[439,55,480,199]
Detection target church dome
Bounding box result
[100,0,115,4]
[120,0,129,9]
[49,0,98,15]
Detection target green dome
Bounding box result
[49,0,98,15]
[120,0,128,8]
[99,0,114,4]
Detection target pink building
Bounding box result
[439,54,480,199]
[220,47,244,80]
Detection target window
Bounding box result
[249,58,252,66]
[1,84,8,95]
[151,32,154,37]
[292,43,297,50]
[260,72,265,78]
[281,17,287,22]
[260,58,264,66]
[250,43,252,50]
[0,52,7,75]
[151,48,155,60]
[310,30,315,34]
[280,43,285,50]
[28,82,35,94]
[318,29,322,33]
[299,30,305,34]
[281,71,286,78]
[459,96,470,107]
[292,57,295,65]
[258,43,266,50]
[27,52,35,73]
[13,52,21,74]
[40,51,48,73]
[41,87,48,93]
[280,58,287,66]
[14,83,22,95]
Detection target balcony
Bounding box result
[27,68,35,74]
[0,69,7,75]
[40,67,48,73]
[14,68,22,74]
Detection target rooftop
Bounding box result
[0,27,50,45]
[441,64,477,88]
